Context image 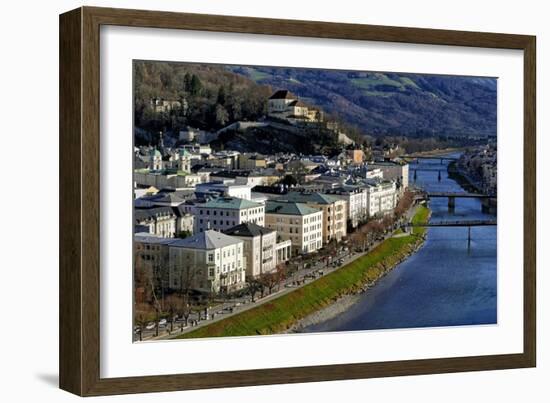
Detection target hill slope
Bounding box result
[228,66,497,138]
[133,61,272,142]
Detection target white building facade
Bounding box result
[365,181,398,217]
[193,197,265,233]
[168,230,246,294]
[195,180,253,200]
[369,161,409,191]
[326,187,368,228]
[224,223,280,279]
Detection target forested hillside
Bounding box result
[134,61,272,137]
[229,66,497,138]
[134,61,497,150]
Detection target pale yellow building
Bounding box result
[238,153,267,170]
[265,200,323,255]
[282,192,347,244]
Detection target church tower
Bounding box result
[158,130,165,151]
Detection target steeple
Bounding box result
[158,130,164,151]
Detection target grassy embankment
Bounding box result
[175,205,430,339]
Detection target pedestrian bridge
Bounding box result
[403,219,497,227]
[402,219,496,245]
[427,192,496,199]
[403,155,459,163]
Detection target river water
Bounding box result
[300,153,497,333]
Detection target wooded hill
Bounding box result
[230,66,497,138]
[134,61,497,151]
[134,61,273,141]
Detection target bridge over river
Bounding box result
[416,191,497,213]
[299,151,497,334]
[403,154,459,164]
[402,219,497,245]
[404,219,497,227]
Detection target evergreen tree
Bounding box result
[216,85,226,106]
[189,74,202,96]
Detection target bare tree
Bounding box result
[382,215,394,231]
[169,260,199,329]
[259,271,279,296]
[134,303,154,342]
[179,294,192,329]
[274,264,287,291]
[164,295,181,332]
[247,277,263,302]
[134,253,164,337]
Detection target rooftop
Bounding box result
[224,222,274,238]
[151,193,186,204]
[269,90,295,100]
[134,206,175,222]
[265,200,320,216]
[196,180,251,189]
[134,233,174,245]
[197,197,262,210]
[288,100,307,107]
[169,230,242,250]
[283,191,341,205]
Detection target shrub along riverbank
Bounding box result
[174,205,430,339]
[447,161,481,194]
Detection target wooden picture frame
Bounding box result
[59,6,536,396]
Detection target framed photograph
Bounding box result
[59,6,536,396]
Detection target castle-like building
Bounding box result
[267,90,323,123]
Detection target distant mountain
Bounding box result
[228,66,497,138]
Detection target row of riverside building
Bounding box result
[134,165,408,297]
[134,90,410,297]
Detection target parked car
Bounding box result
[145,322,155,330]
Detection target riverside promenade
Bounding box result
[143,223,398,341]
[167,205,428,340]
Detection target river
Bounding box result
[300,153,497,333]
